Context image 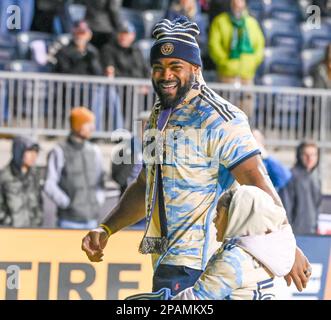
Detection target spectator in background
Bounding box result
[53,20,123,131]
[252,129,292,193]
[165,0,207,49]
[54,20,103,75]
[208,0,264,120]
[312,43,331,89]
[44,107,106,229]
[0,136,42,228]
[281,141,322,235]
[84,0,122,50]
[208,0,231,23]
[101,21,150,78]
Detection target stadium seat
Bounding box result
[0,59,9,70]
[262,47,303,76]
[247,0,265,20]
[141,10,164,38]
[301,22,331,49]
[67,3,87,23]
[262,19,303,50]
[135,38,154,63]
[5,60,46,72]
[120,8,146,41]
[0,34,17,60]
[260,73,303,87]
[264,0,303,22]
[301,48,325,76]
[16,32,54,59]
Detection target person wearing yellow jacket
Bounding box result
[208,0,265,120]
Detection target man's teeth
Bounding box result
[161,83,177,88]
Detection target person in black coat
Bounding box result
[54,20,103,75]
[100,21,149,78]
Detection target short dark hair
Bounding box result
[218,188,237,210]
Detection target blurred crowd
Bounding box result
[0,0,331,88]
[0,110,323,235]
[0,0,329,234]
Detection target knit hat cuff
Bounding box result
[150,40,202,66]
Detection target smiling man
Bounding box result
[82,16,311,298]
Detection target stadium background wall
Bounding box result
[0,229,330,300]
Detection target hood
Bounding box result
[11,136,40,172]
[295,141,320,171]
[225,185,287,239]
[236,225,296,277]
[223,185,296,277]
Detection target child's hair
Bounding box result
[218,188,237,210]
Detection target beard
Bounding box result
[152,73,195,110]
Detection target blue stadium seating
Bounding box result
[260,73,303,87]
[262,47,303,76]
[67,3,87,23]
[0,34,16,61]
[5,60,44,72]
[247,0,265,20]
[301,48,325,76]
[16,32,54,59]
[301,22,331,49]
[141,10,164,38]
[262,19,303,50]
[135,38,154,63]
[264,0,303,22]
[120,8,146,41]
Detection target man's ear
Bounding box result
[192,65,200,74]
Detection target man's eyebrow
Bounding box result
[152,60,184,66]
[169,61,184,65]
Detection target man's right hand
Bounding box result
[81,227,109,262]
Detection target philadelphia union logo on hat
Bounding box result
[160,43,174,55]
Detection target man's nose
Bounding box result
[162,68,174,80]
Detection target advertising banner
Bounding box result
[0,229,153,300]
[0,229,330,300]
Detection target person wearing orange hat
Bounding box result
[44,107,106,229]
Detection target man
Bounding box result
[53,20,123,131]
[0,136,42,227]
[54,20,103,76]
[44,107,106,229]
[82,17,311,296]
[101,21,150,79]
[208,0,265,119]
[281,141,322,235]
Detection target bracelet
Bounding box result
[99,224,112,238]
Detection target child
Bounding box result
[126,185,297,300]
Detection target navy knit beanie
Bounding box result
[150,16,202,67]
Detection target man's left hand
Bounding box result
[284,247,312,292]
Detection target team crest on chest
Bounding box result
[160,43,174,55]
